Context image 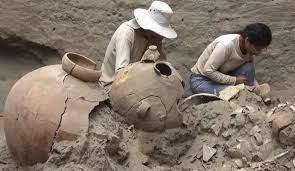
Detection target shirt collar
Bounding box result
[126,18,141,29]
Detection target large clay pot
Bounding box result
[110,61,184,132]
[3,54,107,166]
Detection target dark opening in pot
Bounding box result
[155,63,172,76]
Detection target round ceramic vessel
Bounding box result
[62,52,101,82]
[110,61,184,132]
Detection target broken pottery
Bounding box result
[178,93,222,112]
[62,52,101,82]
[271,112,294,137]
[4,54,107,166]
[110,61,184,132]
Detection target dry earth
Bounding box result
[0,0,295,170]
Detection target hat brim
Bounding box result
[134,9,177,39]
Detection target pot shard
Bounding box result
[4,65,107,166]
[110,61,184,132]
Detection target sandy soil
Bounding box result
[0,0,295,170]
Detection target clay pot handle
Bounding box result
[136,100,151,118]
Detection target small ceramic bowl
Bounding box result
[62,52,101,82]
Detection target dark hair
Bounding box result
[237,23,272,46]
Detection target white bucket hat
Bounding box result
[134,1,177,39]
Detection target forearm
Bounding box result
[204,70,236,85]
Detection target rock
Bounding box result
[105,134,129,163]
[249,125,261,136]
[272,112,294,137]
[234,159,245,168]
[279,124,295,145]
[219,84,244,101]
[245,106,256,113]
[253,83,270,97]
[290,105,295,112]
[235,113,246,128]
[231,108,244,116]
[202,145,217,162]
[248,111,265,124]
[252,152,263,162]
[227,141,252,160]
[211,121,223,136]
[237,169,248,171]
[263,97,272,105]
[222,129,235,140]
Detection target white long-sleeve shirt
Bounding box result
[99,19,166,85]
[191,34,253,85]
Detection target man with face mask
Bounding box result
[190,23,272,95]
[99,1,177,86]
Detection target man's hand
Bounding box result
[235,75,247,85]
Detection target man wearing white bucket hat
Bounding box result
[99,1,177,85]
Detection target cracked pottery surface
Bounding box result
[110,61,184,132]
[3,64,107,166]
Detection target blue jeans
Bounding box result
[190,63,255,95]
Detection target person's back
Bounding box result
[100,19,148,84]
[99,1,177,86]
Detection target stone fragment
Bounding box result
[267,103,288,119]
[202,145,217,162]
[252,152,263,162]
[272,150,289,160]
[237,169,247,171]
[253,83,270,97]
[249,125,261,136]
[235,113,246,128]
[222,129,234,140]
[234,159,245,168]
[279,124,295,146]
[245,106,256,113]
[263,97,272,105]
[236,83,245,90]
[219,85,242,101]
[278,103,288,108]
[227,141,252,160]
[290,105,295,112]
[211,121,223,136]
[266,107,277,119]
[272,112,294,136]
[248,111,265,123]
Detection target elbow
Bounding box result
[202,68,214,78]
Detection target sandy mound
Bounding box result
[1,89,294,171]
